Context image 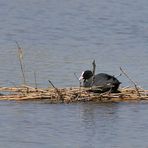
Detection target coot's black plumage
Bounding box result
[79,70,121,93]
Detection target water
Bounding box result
[0,0,148,147]
[1,101,148,148]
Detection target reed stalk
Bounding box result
[16,41,26,85]
[120,67,141,97]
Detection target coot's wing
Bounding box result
[93,73,116,87]
[89,73,120,93]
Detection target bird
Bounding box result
[79,61,121,93]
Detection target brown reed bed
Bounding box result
[0,85,148,103]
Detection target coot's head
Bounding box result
[79,70,93,81]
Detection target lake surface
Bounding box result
[1,101,148,148]
[0,0,148,147]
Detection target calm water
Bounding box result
[0,0,148,147]
[1,101,148,148]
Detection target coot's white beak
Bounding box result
[79,71,84,81]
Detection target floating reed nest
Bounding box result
[0,85,148,103]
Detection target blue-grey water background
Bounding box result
[0,0,148,147]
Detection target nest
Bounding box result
[0,85,148,103]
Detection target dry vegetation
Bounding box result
[0,85,148,103]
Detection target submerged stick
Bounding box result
[16,41,26,84]
[48,80,63,100]
[120,67,141,97]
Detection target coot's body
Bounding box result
[79,70,121,93]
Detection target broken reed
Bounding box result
[120,67,141,97]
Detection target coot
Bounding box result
[79,70,121,93]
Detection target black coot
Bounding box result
[79,70,121,93]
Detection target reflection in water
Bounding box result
[0,102,148,148]
[79,103,120,148]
